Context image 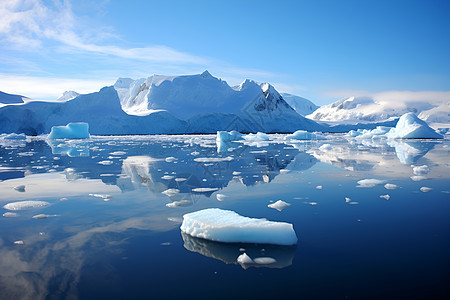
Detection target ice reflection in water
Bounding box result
[0,134,448,299]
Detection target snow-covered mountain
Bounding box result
[281,93,319,116]
[0,91,29,105]
[57,90,80,101]
[307,92,450,125]
[0,71,325,135]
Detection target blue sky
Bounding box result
[0,0,449,104]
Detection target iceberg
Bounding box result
[386,113,442,139]
[0,133,26,140]
[243,132,270,141]
[285,130,325,141]
[268,200,291,211]
[180,208,297,245]
[48,122,90,139]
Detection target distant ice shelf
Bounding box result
[180,208,298,245]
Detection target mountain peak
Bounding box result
[201,70,213,78]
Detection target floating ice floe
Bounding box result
[161,175,175,180]
[165,157,177,162]
[345,197,351,203]
[162,189,180,197]
[412,165,430,175]
[32,214,58,220]
[191,187,219,193]
[47,122,90,139]
[194,156,234,163]
[14,185,25,192]
[14,240,24,245]
[268,200,291,211]
[89,193,112,201]
[166,200,191,208]
[285,130,325,141]
[411,175,427,181]
[316,185,323,190]
[420,187,432,192]
[175,178,187,182]
[357,178,386,188]
[379,194,390,200]
[180,208,298,245]
[232,171,242,175]
[384,183,399,190]
[386,113,443,139]
[3,200,50,210]
[98,160,113,165]
[3,212,18,217]
[110,151,126,156]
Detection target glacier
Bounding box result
[180,208,298,245]
[0,71,324,135]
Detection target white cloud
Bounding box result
[0,0,208,65]
[0,74,113,100]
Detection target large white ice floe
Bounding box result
[386,113,442,139]
[180,208,297,245]
[3,200,50,210]
[47,122,90,139]
[285,130,325,141]
[357,179,386,188]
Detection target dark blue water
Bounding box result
[0,135,449,299]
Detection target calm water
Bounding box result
[0,134,449,299]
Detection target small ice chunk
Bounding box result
[162,189,180,197]
[379,194,390,200]
[190,151,200,156]
[308,202,318,205]
[216,193,228,201]
[14,185,26,192]
[168,217,183,223]
[3,200,50,211]
[237,253,254,265]
[60,197,68,201]
[110,151,126,156]
[175,178,187,182]
[348,202,359,205]
[411,175,427,181]
[232,171,242,175]
[192,187,219,193]
[3,212,18,217]
[253,257,277,264]
[166,200,191,207]
[89,193,112,200]
[357,179,385,188]
[48,122,90,139]
[14,240,24,245]
[384,183,399,190]
[420,187,432,192]
[180,208,298,245]
[285,130,326,141]
[165,157,177,162]
[194,156,234,163]
[413,165,430,175]
[243,132,269,141]
[279,169,290,174]
[161,175,174,180]
[32,214,58,220]
[268,200,291,211]
[319,144,332,151]
[345,197,351,203]
[316,185,323,190]
[98,160,113,165]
